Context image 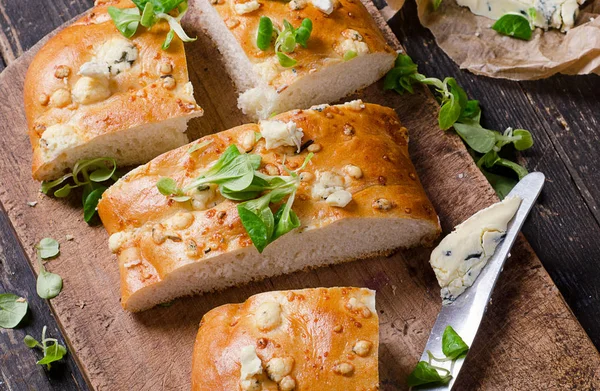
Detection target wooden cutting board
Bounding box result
[0,1,598,389]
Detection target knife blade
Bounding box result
[417,172,545,389]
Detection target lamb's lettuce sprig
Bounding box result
[156,145,313,252]
[24,326,67,370]
[35,238,63,300]
[108,0,196,50]
[407,326,469,387]
[492,12,534,40]
[41,157,119,224]
[384,54,534,199]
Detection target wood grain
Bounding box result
[0,204,87,391]
[0,2,598,391]
[393,0,600,348]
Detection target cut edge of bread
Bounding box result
[33,114,201,181]
[122,216,438,312]
[194,1,396,120]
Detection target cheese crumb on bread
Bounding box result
[24,0,203,181]
[97,102,440,312]
[192,288,379,390]
[194,0,396,119]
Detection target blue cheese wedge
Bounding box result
[430,197,521,304]
[456,0,585,31]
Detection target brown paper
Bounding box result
[416,0,600,79]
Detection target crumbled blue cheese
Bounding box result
[289,0,308,9]
[240,345,263,381]
[235,0,261,14]
[259,120,304,152]
[311,171,345,200]
[337,29,369,57]
[254,301,282,331]
[457,0,584,31]
[345,289,376,315]
[73,38,138,105]
[108,231,134,253]
[72,76,111,105]
[39,124,82,160]
[326,190,352,208]
[342,99,366,111]
[97,38,138,74]
[79,62,110,78]
[430,197,521,304]
[309,103,330,112]
[311,0,335,14]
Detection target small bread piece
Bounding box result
[24,0,203,181]
[194,0,396,120]
[98,102,440,311]
[192,287,379,391]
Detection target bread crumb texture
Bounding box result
[192,287,380,390]
[97,102,440,311]
[195,0,396,119]
[24,0,202,180]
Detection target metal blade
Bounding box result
[418,172,545,389]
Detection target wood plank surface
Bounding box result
[0,204,87,391]
[0,3,92,389]
[392,0,600,348]
[0,1,598,390]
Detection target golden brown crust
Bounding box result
[24,0,202,180]
[191,287,379,391]
[210,0,396,90]
[97,102,440,309]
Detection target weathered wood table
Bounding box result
[0,0,599,389]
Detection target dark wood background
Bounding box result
[0,0,598,390]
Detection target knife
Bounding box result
[418,172,545,389]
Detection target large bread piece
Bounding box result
[24,0,203,181]
[192,287,379,391]
[193,0,396,120]
[97,102,440,311]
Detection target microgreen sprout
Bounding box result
[156,145,313,252]
[24,326,67,370]
[384,54,534,198]
[492,13,534,40]
[256,17,313,67]
[35,238,63,300]
[0,293,28,329]
[343,50,358,61]
[257,16,274,50]
[41,157,120,223]
[156,177,191,202]
[108,0,196,50]
[407,326,469,387]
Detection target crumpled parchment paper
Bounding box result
[416,0,600,79]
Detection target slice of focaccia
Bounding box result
[191,287,379,391]
[24,0,203,181]
[194,0,396,120]
[97,101,440,311]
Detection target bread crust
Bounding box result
[24,0,203,180]
[205,0,396,91]
[97,102,440,310]
[191,287,379,391]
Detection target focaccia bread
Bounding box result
[191,287,379,391]
[24,0,203,181]
[97,101,440,311]
[193,0,396,120]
